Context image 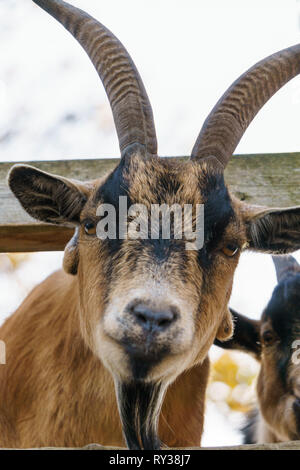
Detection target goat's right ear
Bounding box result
[8,165,89,226]
[214,308,261,360]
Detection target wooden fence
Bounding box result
[1,441,300,450]
[1,152,299,253]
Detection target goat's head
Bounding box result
[215,255,300,441]
[8,0,300,449]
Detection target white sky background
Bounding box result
[0,0,300,446]
[1,0,300,159]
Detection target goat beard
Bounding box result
[115,379,166,450]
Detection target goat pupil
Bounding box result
[222,244,239,257]
[262,331,274,344]
[84,221,96,234]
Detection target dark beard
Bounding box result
[115,380,165,450]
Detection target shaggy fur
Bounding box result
[0,273,209,447]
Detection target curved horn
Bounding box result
[272,255,300,283]
[33,0,158,157]
[191,44,300,167]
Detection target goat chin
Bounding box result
[115,379,167,450]
[111,346,202,449]
[97,336,196,449]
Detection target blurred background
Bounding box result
[1,0,300,446]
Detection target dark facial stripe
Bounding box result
[197,172,234,269]
[277,347,291,387]
[116,380,163,450]
[202,171,234,246]
[94,161,132,259]
[95,159,130,206]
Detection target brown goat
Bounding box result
[215,255,300,444]
[1,0,300,449]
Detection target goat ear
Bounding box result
[8,165,89,225]
[216,307,234,341]
[242,204,300,254]
[63,228,80,275]
[214,308,261,360]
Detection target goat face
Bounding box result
[75,155,244,384]
[8,0,300,449]
[257,258,300,441]
[215,255,300,442]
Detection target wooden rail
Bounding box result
[1,440,300,450]
[0,152,299,252]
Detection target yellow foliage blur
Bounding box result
[208,352,258,414]
[0,253,30,271]
[211,352,239,388]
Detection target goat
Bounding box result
[1,0,300,449]
[215,255,300,444]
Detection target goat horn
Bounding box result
[33,0,158,157]
[191,44,300,167]
[272,254,300,282]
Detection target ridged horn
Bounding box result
[272,255,300,283]
[191,44,300,167]
[33,0,158,157]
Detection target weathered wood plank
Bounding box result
[0,225,74,252]
[0,153,299,252]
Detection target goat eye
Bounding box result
[262,330,275,346]
[84,221,97,236]
[222,244,239,257]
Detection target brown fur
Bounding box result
[0,270,208,447]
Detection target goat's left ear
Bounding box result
[216,307,234,341]
[8,164,90,226]
[242,204,300,254]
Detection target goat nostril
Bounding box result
[157,313,175,327]
[129,303,177,331]
[136,312,148,324]
[158,318,170,327]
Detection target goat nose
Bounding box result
[130,303,177,332]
